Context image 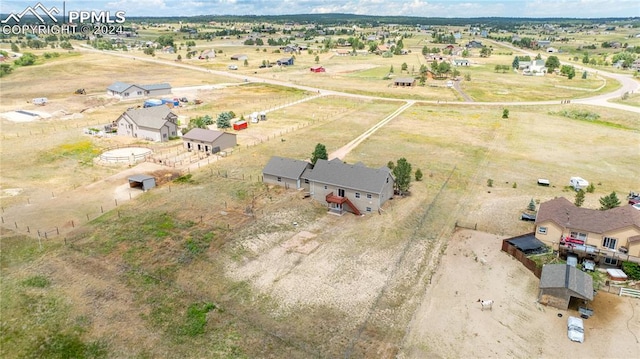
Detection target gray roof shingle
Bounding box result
[122,106,174,129]
[540,264,593,301]
[263,156,311,179]
[107,81,133,93]
[305,158,392,194]
[141,83,171,91]
[182,128,228,142]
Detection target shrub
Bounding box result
[622,261,640,280]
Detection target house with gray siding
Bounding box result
[182,128,237,154]
[107,82,172,99]
[115,106,178,142]
[262,157,395,215]
[263,156,312,190]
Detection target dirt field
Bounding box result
[399,229,640,358]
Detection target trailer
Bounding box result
[233,120,248,131]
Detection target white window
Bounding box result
[538,226,547,235]
[324,185,327,190]
[602,237,617,250]
[604,257,618,266]
[355,192,360,199]
[277,177,281,182]
[367,193,372,199]
[137,91,142,95]
[366,207,372,212]
[304,179,309,184]
[570,231,588,241]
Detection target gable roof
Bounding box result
[263,156,311,179]
[107,81,134,93]
[540,264,593,301]
[535,197,640,234]
[182,128,232,143]
[394,77,415,84]
[108,82,170,93]
[121,106,174,129]
[304,158,393,194]
[141,83,171,91]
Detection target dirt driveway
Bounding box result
[399,229,640,358]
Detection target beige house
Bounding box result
[182,128,236,154]
[115,106,178,142]
[262,157,395,215]
[534,197,640,266]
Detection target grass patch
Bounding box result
[179,302,217,337]
[38,140,101,165]
[549,109,632,130]
[22,275,51,288]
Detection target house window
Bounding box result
[603,257,618,266]
[324,185,327,190]
[538,227,547,235]
[124,92,129,97]
[366,207,372,212]
[304,179,309,184]
[277,177,281,182]
[355,192,360,199]
[602,237,617,250]
[163,133,167,138]
[137,91,142,95]
[570,231,587,241]
[386,177,389,183]
[367,193,372,199]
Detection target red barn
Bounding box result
[233,120,248,131]
[310,66,325,73]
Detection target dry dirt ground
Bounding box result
[399,229,640,359]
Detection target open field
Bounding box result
[1,22,640,358]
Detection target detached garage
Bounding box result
[128,174,156,191]
[538,264,593,310]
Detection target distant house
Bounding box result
[262,157,394,215]
[538,264,593,310]
[393,77,416,87]
[546,47,558,53]
[199,49,216,59]
[107,82,171,99]
[466,40,483,48]
[115,106,178,142]
[534,197,640,266]
[522,59,547,76]
[230,54,248,61]
[276,57,294,66]
[335,49,350,56]
[310,66,326,73]
[182,128,236,154]
[632,59,640,71]
[453,59,470,66]
[537,40,551,47]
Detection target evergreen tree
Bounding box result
[415,168,423,181]
[512,56,519,69]
[574,189,585,207]
[528,198,536,211]
[393,158,412,194]
[311,143,328,165]
[599,191,620,210]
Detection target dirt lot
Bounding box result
[399,229,640,358]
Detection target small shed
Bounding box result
[310,66,326,73]
[128,174,156,191]
[233,120,248,131]
[538,264,593,310]
[276,57,294,66]
[606,268,628,281]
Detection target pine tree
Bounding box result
[574,189,585,207]
[393,158,412,194]
[528,198,536,211]
[311,143,328,165]
[415,168,423,181]
[599,191,620,210]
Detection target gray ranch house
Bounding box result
[182,128,237,154]
[262,157,395,215]
[107,82,172,99]
[115,106,178,142]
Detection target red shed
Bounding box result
[310,66,325,73]
[233,120,248,131]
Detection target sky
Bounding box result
[1,0,639,19]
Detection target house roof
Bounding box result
[182,128,232,143]
[304,158,393,194]
[540,264,593,301]
[278,57,293,63]
[263,156,311,179]
[141,83,171,91]
[107,81,134,93]
[394,77,415,83]
[129,174,155,182]
[535,197,640,234]
[121,106,174,129]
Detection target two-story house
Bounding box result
[115,106,178,142]
[534,197,640,266]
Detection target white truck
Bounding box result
[570,177,589,191]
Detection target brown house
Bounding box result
[182,128,236,154]
[393,77,416,87]
[534,197,640,266]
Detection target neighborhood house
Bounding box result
[534,197,640,266]
[262,157,395,215]
[115,106,178,142]
[182,128,237,154]
[107,82,172,99]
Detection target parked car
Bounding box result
[582,259,596,272]
[633,203,640,210]
[568,316,585,343]
[228,65,238,70]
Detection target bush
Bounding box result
[622,261,640,280]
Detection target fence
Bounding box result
[619,287,640,299]
[501,236,543,279]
